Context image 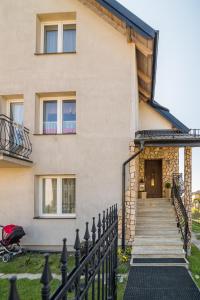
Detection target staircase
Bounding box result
[131,198,187,267]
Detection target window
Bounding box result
[40,97,76,134]
[42,22,76,53]
[44,25,58,53]
[39,176,76,217]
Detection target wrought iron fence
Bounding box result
[7,205,118,300]
[0,114,32,160]
[172,174,190,256]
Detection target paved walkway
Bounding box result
[123,266,200,300]
[0,273,61,280]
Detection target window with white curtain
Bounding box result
[39,176,76,217]
[41,97,76,134]
[42,22,76,53]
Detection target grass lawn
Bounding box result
[192,221,200,233]
[0,278,127,300]
[188,244,200,288]
[0,251,129,299]
[0,252,75,275]
[0,279,60,300]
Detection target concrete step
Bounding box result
[136,224,178,230]
[130,258,188,267]
[135,229,179,236]
[136,207,175,215]
[132,253,185,258]
[132,247,185,257]
[133,245,184,253]
[133,237,183,247]
[136,218,176,224]
[134,235,182,240]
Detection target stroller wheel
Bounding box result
[2,253,10,263]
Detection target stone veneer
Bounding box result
[139,147,179,195]
[184,147,192,253]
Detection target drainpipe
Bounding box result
[121,141,145,251]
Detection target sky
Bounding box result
[118,0,200,192]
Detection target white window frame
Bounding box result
[41,20,76,53]
[39,175,76,218]
[40,96,76,134]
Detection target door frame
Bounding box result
[144,159,163,198]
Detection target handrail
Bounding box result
[172,173,190,256]
[0,114,32,160]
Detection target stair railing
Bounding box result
[172,173,190,256]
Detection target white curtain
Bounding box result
[10,103,24,125]
[63,29,76,52]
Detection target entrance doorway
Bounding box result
[145,160,162,198]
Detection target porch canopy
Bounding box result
[135,129,200,147]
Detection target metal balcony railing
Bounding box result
[135,129,200,139]
[0,114,32,160]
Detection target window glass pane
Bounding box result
[62,101,76,133]
[62,178,75,214]
[44,25,58,53]
[43,101,57,134]
[42,178,57,214]
[10,103,24,125]
[63,25,76,52]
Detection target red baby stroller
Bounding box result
[0,224,25,262]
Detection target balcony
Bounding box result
[135,129,200,147]
[0,114,32,167]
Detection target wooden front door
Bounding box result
[145,160,162,198]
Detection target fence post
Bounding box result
[40,254,53,300]
[74,229,81,299]
[114,204,118,300]
[8,276,20,300]
[84,222,90,300]
[60,238,68,300]
[102,211,106,300]
[97,213,102,300]
[91,217,96,300]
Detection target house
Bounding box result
[0,0,199,256]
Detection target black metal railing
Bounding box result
[0,114,32,160]
[172,173,190,256]
[136,129,200,138]
[7,205,118,300]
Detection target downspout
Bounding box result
[121,141,145,251]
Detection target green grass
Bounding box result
[188,244,200,288]
[0,252,75,275]
[192,221,200,233]
[0,252,129,299]
[0,279,60,300]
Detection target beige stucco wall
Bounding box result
[139,101,173,130]
[0,0,138,248]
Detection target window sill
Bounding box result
[33,133,77,136]
[34,52,76,56]
[34,216,76,220]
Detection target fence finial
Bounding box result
[8,276,20,300]
[74,229,81,265]
[60,238,68,291]
[106,209,109,230]
[92,217,96,246]
[40,254,53,300]
[97,213,102,240]
[102,211,106,233]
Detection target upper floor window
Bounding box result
[40,97,76,134]
[42,22,76,54]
